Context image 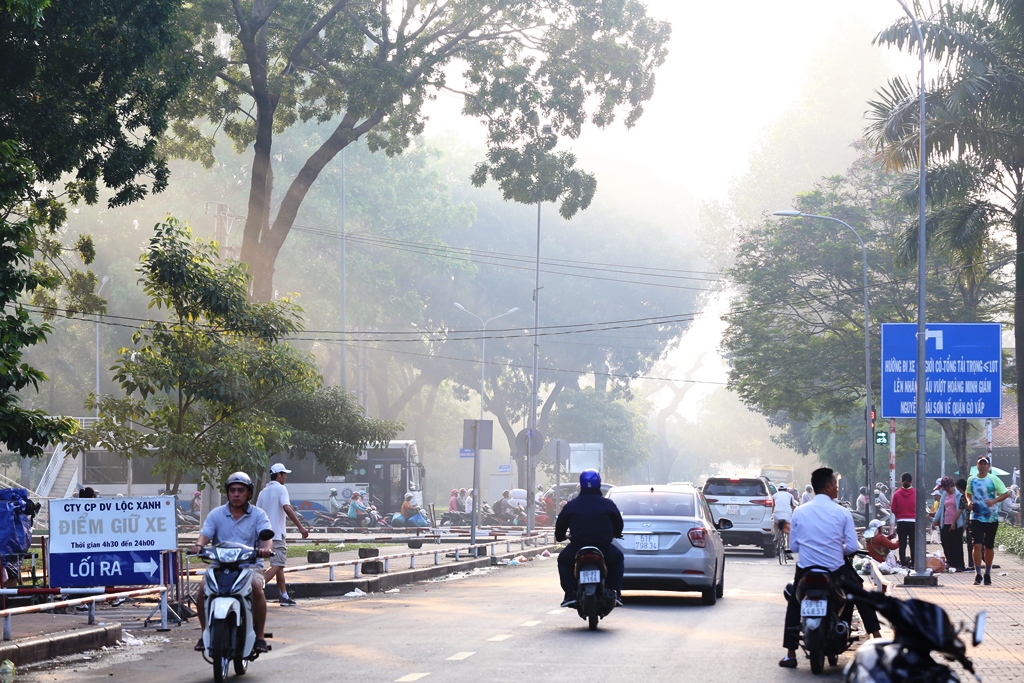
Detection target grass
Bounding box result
[995,524,1024,559]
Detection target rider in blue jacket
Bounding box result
[554,470,624,607]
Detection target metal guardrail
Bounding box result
[0,586,168,640]
[185,531,555,581]
[35,442,66,499]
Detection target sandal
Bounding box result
[195,637,205,652]
[253,638,270,654]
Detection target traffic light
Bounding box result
[869,406,876,430]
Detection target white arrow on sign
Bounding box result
[134,559,158,575]
[925,329,944,350]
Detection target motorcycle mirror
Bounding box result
[973,611,987,647]
[258,529,275,541]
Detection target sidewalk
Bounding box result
[888,544,1024,683]
[0,536,557,667]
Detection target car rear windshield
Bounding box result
[703,479,767,497]
[608,491,695,517]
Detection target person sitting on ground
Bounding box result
[863,520,899,563]
[190,472,273,654]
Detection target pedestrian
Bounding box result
[800,484,813,505]
[457,487,468,512]
[465,488,474,514]
[890,472,916,568]
[448,489,459,512]
[191,491,202,515]
[966,455,1011,585]
[932,475,966,571]
[956,478,974,570]
[256,463,309,606]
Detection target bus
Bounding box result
[760,464,795,490]
[75,440,425,521]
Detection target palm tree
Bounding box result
[867,0,1024,479]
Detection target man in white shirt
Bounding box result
[779,468,881,669]
[800,484,814,505]
[772,485,798,559]
[256,463,309,606]
[465,489,474,514]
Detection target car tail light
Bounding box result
[687,528,707,548]
[703,497,719,504]
[750,498,774,507]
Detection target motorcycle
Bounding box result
[573,546,615,631]
[842,584,985,682]
[785,565,856,674]
[195,528,275,683]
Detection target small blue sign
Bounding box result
[459,448,475,459]
[498,464,511,473]
[49,550,164,587]
[880,323,1001,419]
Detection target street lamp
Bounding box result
[95,275,110,419]
[895,0,930,580]
[773,211,874,497]
[453,303,520,420]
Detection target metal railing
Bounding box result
[0,586,168,640]
[35,442,67,499]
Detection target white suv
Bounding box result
[701,476,776,556]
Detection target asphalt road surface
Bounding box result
[21,549,852,682]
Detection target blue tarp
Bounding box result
[0,488,37,581]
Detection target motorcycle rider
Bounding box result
[779,467,882,669]
[855,486,869,516]
[190,472,273,655]
[554,469,624,608]
[328,488,344,515]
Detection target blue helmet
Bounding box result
[579,469,601,491]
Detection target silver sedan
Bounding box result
[608,484,732,605]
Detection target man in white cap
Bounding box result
[257,463,309,605]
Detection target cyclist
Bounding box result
[772,484,798,559]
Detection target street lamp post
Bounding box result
[454,303,519,540]
[773,211,874,498]
[895,0,930,580]
[95,275,110,418]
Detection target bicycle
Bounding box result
[775,521,791,565]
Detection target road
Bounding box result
[21,549,851,682]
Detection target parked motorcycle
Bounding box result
[785,565,856,674]
[842,584,985,682]
[573,546,615,631]
[195,528,275,683]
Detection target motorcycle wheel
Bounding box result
[210,619,233,683]
[806,623,826,675]
[584,595,599,631]
[827,654,839,667]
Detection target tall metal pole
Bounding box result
[772,212,873,495]
[896,0,930,578]
[340,148,347,390]
[527,198,542,533]
[95,276,109,418]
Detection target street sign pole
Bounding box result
[471,421,480,550]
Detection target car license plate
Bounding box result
[801,599,827,617]
[579,569,600,584]
[634,535,658,551]
[726,504,740,515]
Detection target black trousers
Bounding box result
[939,525,965,570]
[557,542,624,595]
[896,521,915,567]
[783,564,881,650]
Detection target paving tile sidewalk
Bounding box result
[888,544,1024,683]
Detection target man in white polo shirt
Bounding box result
[256,463,309,606]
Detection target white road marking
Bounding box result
[487,634,512,641]
[546,609,565,615]
[394,674,430,682]
[446,652,475,661]
[520,620,541,626]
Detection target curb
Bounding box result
[0,622,123,667]
[266,543,559,600]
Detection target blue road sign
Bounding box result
[459,448,475,459]
[49,550,164,587]
[880,323,1001,419]
[498,464,511,473]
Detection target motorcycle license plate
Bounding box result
[726,505,740,515]
[634,534,658,551]
[579,569,601,584]
[801,599,828,617]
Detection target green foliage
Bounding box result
[169,1,670,298]
[995,524,1024,560]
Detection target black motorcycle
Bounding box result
[785,566,856,674]
[573,546,615,631]
[842,585,985,682]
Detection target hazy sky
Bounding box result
[426,1,913,206]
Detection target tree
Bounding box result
[867,0,1024,480]
[0,0,191,456]
[722,150,1011,481]
[169,1,670,300]
[64,219,398,491]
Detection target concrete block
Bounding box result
[306,550,330,563]
[361,561,384,574]
[357,547,380,559]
